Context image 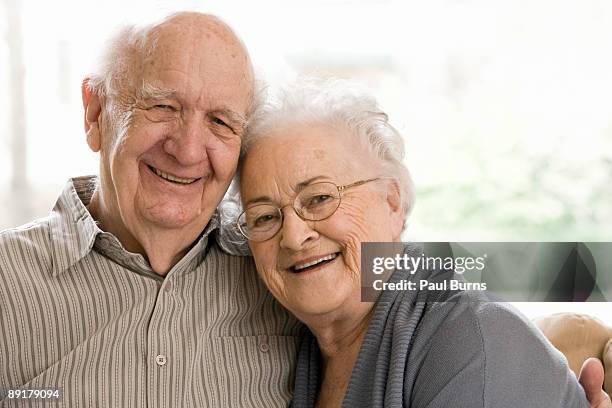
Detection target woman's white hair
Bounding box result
[218,76,415,250]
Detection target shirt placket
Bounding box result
[147,277,178,408]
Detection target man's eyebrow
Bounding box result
[135,84,247,129]
[137,83,179,100]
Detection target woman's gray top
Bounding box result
[291,266,589,407]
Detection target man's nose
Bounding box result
[279,209,318,251]
[163,113,209,165]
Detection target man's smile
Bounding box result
[146,164,202,185]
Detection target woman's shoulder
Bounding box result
[417,291,556,371]
[406,290,588,407]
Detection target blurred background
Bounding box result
[1,0,611,321]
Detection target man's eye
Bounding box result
[212,117,230,128]
[154,104,176,111]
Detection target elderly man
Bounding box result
[0,12,301,407]
[0,11,609,408]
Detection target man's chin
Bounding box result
[140,206,210,232]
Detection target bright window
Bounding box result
[1,1,610,315]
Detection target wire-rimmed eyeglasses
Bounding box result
[236,178,381,242]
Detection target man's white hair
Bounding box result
[85,20,156,138]
[87,25,150,99]
[218,77,415,249]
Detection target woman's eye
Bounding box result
[254,214,279,227]
[308,194,333,206]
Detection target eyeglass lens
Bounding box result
[239,182,341,241]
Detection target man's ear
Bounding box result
[81,78,102,152]
[385,179,405,240]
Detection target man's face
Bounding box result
[97,21,252,241]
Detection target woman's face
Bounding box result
[239,123,404,322]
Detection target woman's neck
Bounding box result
[313,305,373,360]
[303,303,375,408]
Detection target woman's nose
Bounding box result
[278,208,318,251]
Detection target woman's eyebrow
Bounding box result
[295,176,328,190]
[244,176,329,206]
[245,196,275,207]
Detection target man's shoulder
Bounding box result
[0,216,53,247]
[0,215,54,273]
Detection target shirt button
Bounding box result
[155,354,167,366]
[259,342,269,353]
[164,282,172,292]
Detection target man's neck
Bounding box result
[86,190,206,276]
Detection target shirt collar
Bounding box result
[49,176,102,276]
[49,176,238,277]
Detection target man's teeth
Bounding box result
[152,167,197,184]
[294,253,338,271]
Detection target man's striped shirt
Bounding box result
[0,176,302,407]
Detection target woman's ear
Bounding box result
[385,179,405,240]
[81,78,102,152]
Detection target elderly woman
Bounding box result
[229,78,604,407]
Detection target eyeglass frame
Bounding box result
[236,177,382,242]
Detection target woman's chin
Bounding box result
[283,289,355,324]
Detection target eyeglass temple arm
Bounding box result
[337,177,382,191]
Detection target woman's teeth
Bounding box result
[294,253,338,272]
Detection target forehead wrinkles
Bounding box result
[143,19,247,72]
[307,138,368,179]
[138,25,251,106]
